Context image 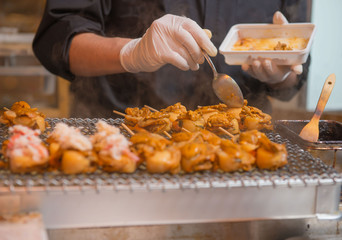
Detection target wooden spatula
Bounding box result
[299,73,336,142]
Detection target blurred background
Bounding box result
[0,0,70,117]
[0,0,341,121]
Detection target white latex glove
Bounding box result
[120,14,217,73]
[241,11,303,84]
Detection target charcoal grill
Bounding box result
[0,118,341,229]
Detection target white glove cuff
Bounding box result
[119,38,141,73]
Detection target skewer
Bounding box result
[143,105,173,138]
[218,127,235,139]
[121,123,135,136]
[115,107,171,139]
[182,127,191,133]
[113,110,127,118]
[144,105,158,112]
[163,131,172,139]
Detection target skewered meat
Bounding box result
[239,103,273,131]
[172,129,221,146]
[130,131,181,174]
[0,101,48,132]
[173,110,205,132]
[124,107,152,126]
[91,120,139,173]
[160,102,187,122]
[217,139,255,172]
[136,111,172,133]
[2,125,49,173]
[205,112,240,135]
[171,130,220,172]
[256,136,287,170]
[239,129,265,145]
[122,101,272,135]
[196,103,242,121]
[238,130,287,170]
[180,142,217,173]
[47,123,97,174]
[145,145,181,174]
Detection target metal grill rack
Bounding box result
[0,118,341,229]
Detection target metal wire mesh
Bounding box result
[0,118,340,192]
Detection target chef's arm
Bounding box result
[69,33,131,76]
[33,0,111,81]
[70,14,217,76]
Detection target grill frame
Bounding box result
[0,118,341,228]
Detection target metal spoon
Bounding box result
[299,73,336,142]
[203,53,244,108]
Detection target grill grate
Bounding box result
[0,118,341,192]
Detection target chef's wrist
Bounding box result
[119,38,142,73]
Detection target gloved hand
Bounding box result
[120,14,217,73]
[241,11,303,84]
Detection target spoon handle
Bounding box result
[312,73,336,121]
[203,53,218,79]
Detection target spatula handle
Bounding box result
[312,73,336,121]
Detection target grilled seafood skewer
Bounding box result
[2,125,49,173]
[47,123,97,174]
[0,101,48,132]
[113,109,172,137]
[91,120,139,173]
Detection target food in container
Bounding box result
[231,37,309,51]
[219,23,316,65]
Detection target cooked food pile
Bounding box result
[232,37,309,51]
[0,101,288,174]
[91,120,139,173]
[2,125,49,173]
[47,122,97,174]
[0,101,48,132]
[123,101,273,136]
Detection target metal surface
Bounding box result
[0,118,341,229]
[46,218,342,240]
[275,120,342,150]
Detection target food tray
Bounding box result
[275,120,342,150]
[219,23,315,65]
[0,118,341,229]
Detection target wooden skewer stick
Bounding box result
[113,110,134,135]
[218,127,235,139]
[181,127,191,133]
[121,123,135,136]
[144,105,173,138]
[113,110,127,118]
[163,131,172,139]
[144,105,158,112]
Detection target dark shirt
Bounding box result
[33,0,309,117]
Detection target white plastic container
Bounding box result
[219,23,316,65]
